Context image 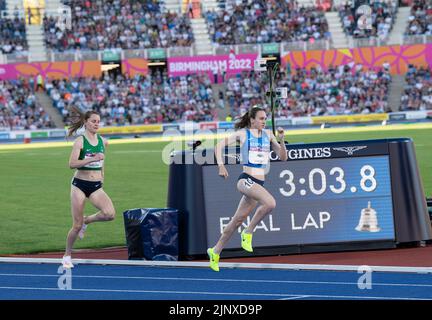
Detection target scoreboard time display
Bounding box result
[203,155,395,248]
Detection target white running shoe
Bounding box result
[78,224,87,240]
[62,255,74,269]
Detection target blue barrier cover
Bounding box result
[123,208,178,261]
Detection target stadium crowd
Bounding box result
[225,64,392,118]
[339,0,397,39]
[0,79,54,130]
[45,71,217,125]
[44,0,194,51]
[399,64,432,111]
[204,0,330,45]
[405,0,432,35]
[0,16,28,55]
[3,63,432,131]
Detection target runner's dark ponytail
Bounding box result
[235,106,265,129]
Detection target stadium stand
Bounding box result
[405,0,432,35]
[339,0,397,39]
[204,0,330,45]
[0,79,54,130]
[0,0,430,129]
[29,63,396,125]
[43,0,194,51]
[45,71,217,125]
[399,64,432,111]
[225,64,392,118]
[0,16,28,55]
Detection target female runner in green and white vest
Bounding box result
[62,106,116,269]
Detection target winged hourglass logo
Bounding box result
[333,146,367,156]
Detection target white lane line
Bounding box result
[304,294,431,300]
[0,286,301,298]
[1,257,432,274]
[279,295,310,300]
[0,286,430,300]
[0,273,431,288]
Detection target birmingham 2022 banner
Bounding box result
[168,53,259,82]
[1,44,430,81]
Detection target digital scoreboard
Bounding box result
[168,138,431,258]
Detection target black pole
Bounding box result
[268,67,275,136]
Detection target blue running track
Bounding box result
[0,262,431,300]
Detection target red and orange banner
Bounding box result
[0,60,101,80]
[1,44,430,81]
[121,58,149,77]
[282,44,432,75]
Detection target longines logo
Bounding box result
[269,147,332,161]
[223,145,368,162]
[287,147,331,160]
[333,146,367,155]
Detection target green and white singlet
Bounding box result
[78,134,105,171]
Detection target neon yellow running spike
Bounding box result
[207,248,220,272]
[241,230,253,252]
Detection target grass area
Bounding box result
[0,126,431,255]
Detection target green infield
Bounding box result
[0,126,431,255]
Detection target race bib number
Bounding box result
[84,153,103,168]
[248,150,269,165]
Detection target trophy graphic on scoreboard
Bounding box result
[355,201,381,232]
